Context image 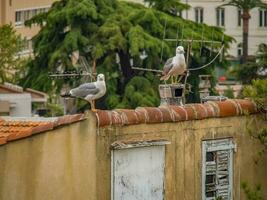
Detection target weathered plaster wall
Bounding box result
[0,113,97,200]
[0,114,266,200]
[97,115,267,200]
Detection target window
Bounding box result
[18,37,33,55]
[237,43,242,57]
[237,9,242,27]
[195,7,204,23]
[202,138,235,200]
[15,7,50,26]
[259,9,267,27]
[15,11,23,25]
[216,7,225,26]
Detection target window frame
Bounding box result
[259,9,267,27]
[216,7,225,27]
[237,8,242,27]
[237,43,243,57]
[14,6,50,27]
[202,138,235,200]
[195,7,204,23]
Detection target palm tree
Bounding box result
[222,0,267,63]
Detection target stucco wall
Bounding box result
[0,114,266,199]
[0,113,98,200]
[97,115,267,200]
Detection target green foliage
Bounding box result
[144,0,190,15]
[117,76,160,108]
[243,79,267,149]
[222,0,267,10]
[21,0,233,109]
[243,79,267,109]
[234,44,267,83]
[45,103,64,117]
[234,62,267,84]
[241,182,263,200]
[0,24,23,83]
[223,86,235,98]
[257,43,267,62]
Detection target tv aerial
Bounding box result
[131,19,225,105]
[48,51,96,81]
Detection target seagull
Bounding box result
[61,74,106,112]
[160,46,187,83]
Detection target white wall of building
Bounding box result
[129,0,267,58]
[0,94,32,117]
[180,0,267,57]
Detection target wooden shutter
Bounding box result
[202,138,235,200]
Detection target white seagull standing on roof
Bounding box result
[61,74,106,112]
[160,46,187,83]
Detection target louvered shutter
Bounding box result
[202,138,235,200]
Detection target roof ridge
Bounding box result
[95,99,258,127]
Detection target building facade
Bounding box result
[129,0,267,58]
[0,83,48,117]
[180,0,267,58]
[0,100,267,200]
[0,0,55,55]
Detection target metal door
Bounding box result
[112,146,165,200]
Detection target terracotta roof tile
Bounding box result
[0,100,258,145]
[0,114,86,146]
[95,99,258,127]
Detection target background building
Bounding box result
[180,0,267,58]
[128,0,267,59]
[0,0,55,55]
[0,83,48,117]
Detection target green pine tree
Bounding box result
[0,24,23,83]
[21,0,233,109]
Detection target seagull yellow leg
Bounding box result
[177,75,183,83]
[171,76,174,84]
[174,76,178,84]
[91,100,97,112]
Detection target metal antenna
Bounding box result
[49,57,94,80]
[181,24,184,46]
[220,34,225,62]
[200,24,204,56]
[210,28,214,57]
[183,40,192,104]
[176,24,179,47]
[160,17,167,62]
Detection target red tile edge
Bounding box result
[54,114,86,127]
[96,99,258,127]
[31,123,54,135]
[0,114,86,146]
[7,128,33,141]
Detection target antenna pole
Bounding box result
[92,59,96,80]
[176,24,179,47]
[160,17,167,62]
[210,28,214,56]
[183,40,192,103]
[200,24,204,55]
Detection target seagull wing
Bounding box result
[70,82,100,98]
[162,57,173,75]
